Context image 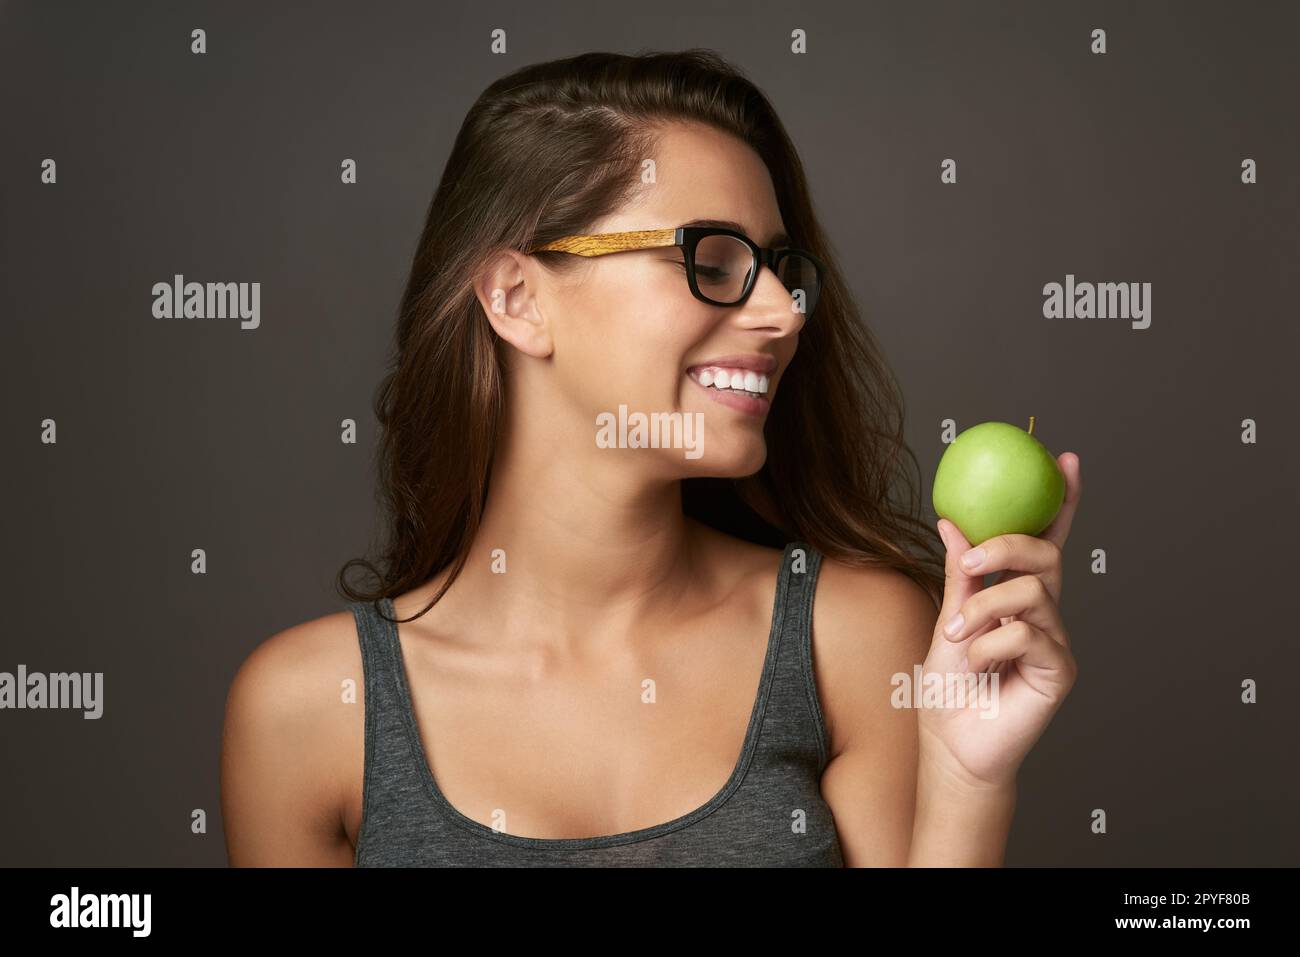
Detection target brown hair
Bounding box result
[337,49,945,620]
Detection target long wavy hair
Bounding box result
[337,48,945,621]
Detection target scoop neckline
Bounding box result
[380,542,794,849]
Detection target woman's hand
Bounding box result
[916,452,1082,791]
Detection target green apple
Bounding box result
[932,418,1065,546]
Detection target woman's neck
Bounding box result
[438,426,703,647]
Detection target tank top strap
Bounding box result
[777,540,824,637]
[349,595,432,846]
[770,540,832,772]
[351,596,404,713]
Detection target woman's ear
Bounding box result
[474,249,553,359]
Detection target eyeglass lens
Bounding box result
[694,234,820,316]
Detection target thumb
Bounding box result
[936,518,982,630]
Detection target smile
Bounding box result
[685,363,774,417]
[689,366,770,398]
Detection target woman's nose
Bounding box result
[736,265,808,336]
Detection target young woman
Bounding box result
[220,49,1081,866]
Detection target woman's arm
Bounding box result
[816,563,1020,866]
[820,454,1082,867]
[908,754,1016,866]
[220,617,361,866]
[815,560,940,866]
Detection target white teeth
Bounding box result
[690,366,773,397]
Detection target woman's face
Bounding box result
[500,121,807,480]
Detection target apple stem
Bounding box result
[1028,415,1035,436]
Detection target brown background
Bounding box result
[2,0,1296,865]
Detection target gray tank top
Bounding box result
[349,540,844,866]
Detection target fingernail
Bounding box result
[960,547,985,570]
[943,612,964,637]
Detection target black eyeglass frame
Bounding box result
[531,225,827,318]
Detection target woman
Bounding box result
[220,49,1081,866]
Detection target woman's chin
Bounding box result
[676,440,767,479]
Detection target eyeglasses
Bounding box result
[530,225,825,319]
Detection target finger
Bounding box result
[942,573,1070,650]
[957,532,1063,604]
[965,618,1075,678]
[935,517,983,628]
[1038,452,1082,552]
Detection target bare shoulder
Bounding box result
[810,557,939,759]
[220,606,366,865]
[810,557,939,866]
[224,608,363,719]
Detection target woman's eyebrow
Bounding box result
[681,218,792,248]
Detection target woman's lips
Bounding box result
[685,369,771,417]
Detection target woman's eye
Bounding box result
[671,260,728,283]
